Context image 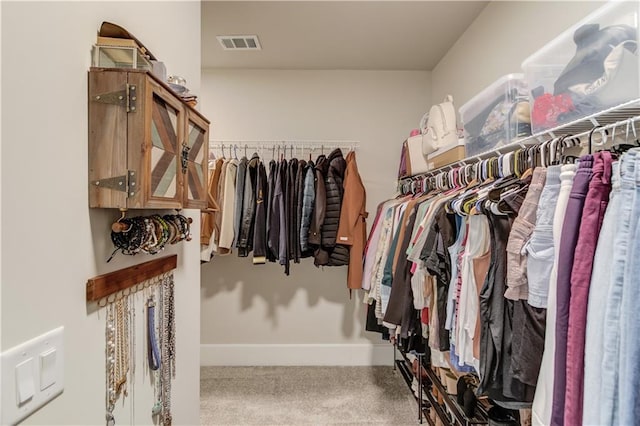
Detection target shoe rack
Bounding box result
[393,343,490,425]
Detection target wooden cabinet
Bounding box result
[89,68,209,209]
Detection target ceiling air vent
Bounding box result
[217,35,261,51]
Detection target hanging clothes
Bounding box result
[550,155,594,426]
[532,163,576,426]
[309,155,326,261]
[233,156,248,250]
[312,149,349,267]
[593,148,640,425]
[337,151,368,290]
[300,161,316,257]
[252,160,268,264]
[218,158,238,254]
[204,145,366,283]
[362,139,640,425]
[276,158,289,274]
[201,157,224,262]
[213,158,230,251]
[581,160,617,424]
[286,158,299,265]
[293,159,307,263]
[563,151,612,425]
[266,158,278,262]
[237,153,260,257]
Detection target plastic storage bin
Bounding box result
[459,74,531,157]
[522,1,640,134]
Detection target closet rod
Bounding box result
[209,143,359,150]
[209,141,360,156]
[210,139,360,145]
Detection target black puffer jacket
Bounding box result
[322,149,346,247]
[313,149,349,266]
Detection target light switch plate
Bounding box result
[15,358,35,404]
[1,327,64,425]
[39,348,56,391]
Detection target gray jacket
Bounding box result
[300,162,315,253]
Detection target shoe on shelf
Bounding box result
[412,378,426,392]
[414,389,430,401]
[412,359,429,378]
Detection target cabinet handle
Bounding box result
[181,144,190,174]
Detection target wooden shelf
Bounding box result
[86,254,177,301]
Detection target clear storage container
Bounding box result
[522,1,640,134]
[459,74,531,157]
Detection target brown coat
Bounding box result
[336,151,368,289]
[201,158,223,245]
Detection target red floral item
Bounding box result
[532,93,575,129]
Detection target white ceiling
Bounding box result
[201,1,489,70]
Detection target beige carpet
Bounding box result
[200,366,418,425]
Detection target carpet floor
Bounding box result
[200,366,418,425]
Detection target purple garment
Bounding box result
[550,155,594,426]
[564,152,613,425]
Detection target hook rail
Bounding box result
[86,255,177,302]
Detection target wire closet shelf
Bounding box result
[399,98,640,183]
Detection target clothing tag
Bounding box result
[340,237,348,241]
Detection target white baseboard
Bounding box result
[200,343,394,366]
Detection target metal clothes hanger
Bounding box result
[555,135,573,164]
[588,126,603,155]
[208,149,217,169]
[610,119,639,155]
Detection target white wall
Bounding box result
[431,1,605,107]
[0,0,3,354]
[2,2,201,424]
[200,69,430,365]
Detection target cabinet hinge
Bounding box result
[92,170,138,197]
[92,84,137,112]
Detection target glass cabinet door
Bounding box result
[182,112,208,209]
[148,92,183,206]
